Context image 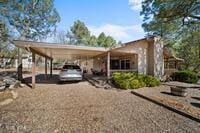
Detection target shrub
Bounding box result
[130,79,141,89]
[112,72,160,89]
[171,70,198,83]
[119,79,130,89]
[143,75,160,87]
[112,72,132,89]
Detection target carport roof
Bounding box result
[14,37,181,61]
[14,40,108,59]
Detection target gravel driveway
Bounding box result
[0,80,200,132]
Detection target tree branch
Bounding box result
[188,15,200,20]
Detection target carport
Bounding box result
[14,37,164,89]
[14,40,108,89]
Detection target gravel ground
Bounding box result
[0,81,200,132]
[134,85,200,109]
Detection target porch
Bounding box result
[163,48,184,75]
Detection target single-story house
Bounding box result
[14,36,179,89]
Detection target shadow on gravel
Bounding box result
[161,91,175,96]
[190,102,200,108]
[23,74,59,84]
[191,97,200,101]
[23,74,87,88]
[57,80,85,85]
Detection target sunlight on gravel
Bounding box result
[0,81,200,132]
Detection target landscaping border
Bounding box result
[131,91,200,123]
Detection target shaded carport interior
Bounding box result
[14,40,108,89]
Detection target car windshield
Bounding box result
[63,65,80,70]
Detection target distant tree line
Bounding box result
[54,20,119,48]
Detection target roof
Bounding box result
[14,37,152,59]
[14,38,184,62]
[14,40,107,60]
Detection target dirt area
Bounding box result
[0,78,200,132]
[0,91,13,102]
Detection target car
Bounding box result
[59,64,83,82]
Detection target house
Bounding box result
[15,53,32,69]
[14,36,174,88]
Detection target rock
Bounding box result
[14,81,21,88]
[0,81,6,91]
[19,83,25,87]
[3,78,16,86]
[3,78,21,87]
[8,84,15,89]
[161,75,172,82]
[197,79,200,85]
[8,81,21,89]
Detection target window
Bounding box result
[121,60,125,69]
[110,59,131,70]
[111,60,120,69]
[125,60,130,69]
[63,65,80,69]
[120,60,130,69]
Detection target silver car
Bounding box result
[59,64,83,82]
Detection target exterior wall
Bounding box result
[22,57,32,69]
[130,55,137,70]
[93,58,105,71]
[112,37,164,78]
[147,42,154,75]
[80,59,94,74]
[15,54,32,69]
[113,41,148,74]
[137,45,148,74]
[153,37,164,79]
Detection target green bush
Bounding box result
[119,79,130,89]
[130,79,141,89]
[112,72,134,89]
[171,70,198,83]
[112,72,160,89]
[143,75,160,87]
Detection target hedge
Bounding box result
[112,72,160,89]
[171,70,198,83]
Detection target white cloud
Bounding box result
[128,0,143,11]
[88,24,144,42]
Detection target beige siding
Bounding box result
[147,42,154,75]
[80,59,94,74]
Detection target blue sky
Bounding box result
[54,0,144,43]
